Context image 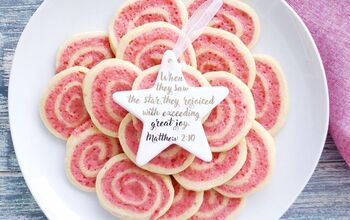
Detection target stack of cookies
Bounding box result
[40,0,289,219]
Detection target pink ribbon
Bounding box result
[173,0,223,58]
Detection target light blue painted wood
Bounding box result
[0,0,349,219]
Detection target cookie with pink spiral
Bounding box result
[189,190,245,220]
[65,120,122,192]
[203,71,255,152]
[215,122,275,198]
[119,114,195,175]
[188,0,260,49]
[173,140,247,191]
[56,32,114,73]
[193,27,256,88]
[159,179,203,220]
[117,22,197,70]
[83,59,142,137]
[40,66,90,140]
[251,55,289,136]
[96,154,174,219]
[109,0,188,53]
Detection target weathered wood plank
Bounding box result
[282,161,350,219]
[320,134,345,162]
[0,0,42,172]
[0,175,46,219]
[1,160,349,219]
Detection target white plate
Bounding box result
[9,0,329,219]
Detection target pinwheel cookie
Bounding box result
[251,55,289,135]
[203,71,255,152]
[173,140,247,191]
[83,59,142,137]
[56,32,114,73]
[193,28,256,88]
[117,22,197,70]
[96,154,174,220]
[40,66,90,140]
[65,121,122,192]
[119,114,195,175]
[215,122,275,198]
[159,179,204,220]
[188,0,260,49]
[189,190,245,220]
[109,0,188,53]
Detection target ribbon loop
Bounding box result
[173,0,223,59]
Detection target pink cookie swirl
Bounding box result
[252,55,289,135]
[56,32,114,73]
[117,22,197,70]
[109,0,188,53]
[173,141,247,191]
[203,71,255,152]
[215,122,275,198]
[189,190,245,220]
[40,66,90,140]
[188,0,260,48]
[65,121,122,192]
[159,179,204,220]
[193,27,256,88]
[96,154,174,219]
[83,59,142,137]
[119,114,195,175]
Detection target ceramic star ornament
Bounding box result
[113,51,228,166]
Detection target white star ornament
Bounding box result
[113,50,229,166]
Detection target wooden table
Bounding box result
[0,0,349,219]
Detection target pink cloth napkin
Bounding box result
[287,0,350,166]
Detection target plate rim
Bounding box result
[8,0,330,219]
[277,0,330,215]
